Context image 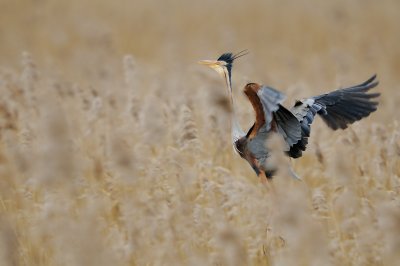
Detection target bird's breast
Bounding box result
[234,137,247,159]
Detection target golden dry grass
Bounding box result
[0,0,400,265]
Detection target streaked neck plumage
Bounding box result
[220,67,244,144]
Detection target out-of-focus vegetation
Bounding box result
[0,0,399,265]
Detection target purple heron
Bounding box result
[199,51,379,180]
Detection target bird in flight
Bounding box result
[199,51,380,181]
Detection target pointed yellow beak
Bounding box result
[198,60,224,69]
[198,59,217,64]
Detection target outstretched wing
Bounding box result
[289,75,380,158]
[243,83,302,148]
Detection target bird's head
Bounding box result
[198,50,248,83]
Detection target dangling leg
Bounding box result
[258,171,268,184]
[288,158,302,180]
[258,171,275,193]
[251,159,275,191]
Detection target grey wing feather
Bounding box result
[247,86,302,163]
[273,105,302,148]
[289,74,379,158]
[257,86,302,148]
[313,74,379,129]
[257,86,286,130]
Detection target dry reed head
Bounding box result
[178,104,200,151]
[20,51,38,92]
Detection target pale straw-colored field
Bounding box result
[0,0,399,265]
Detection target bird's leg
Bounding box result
[258,171,275,193]
[258,171,268,184]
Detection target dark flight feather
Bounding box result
[288,75,379,158]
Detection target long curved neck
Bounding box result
[222,68,243,143]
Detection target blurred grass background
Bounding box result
[0,0,400,265]
[1,0,399,116]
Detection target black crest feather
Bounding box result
[216,50,248,86]
[217,50,249,64]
